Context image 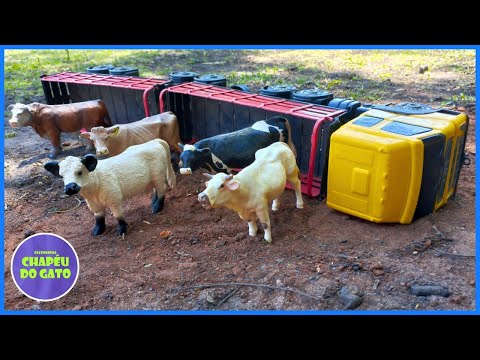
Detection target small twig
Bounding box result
[432,225,446,238]
[424,236,456,242]
[53,197,82,213]
[175,250,191,257]
[433,248,475,258]
[175,282,321,301]
[373,279,380,291]
[17,192,29,200]
[120,268,129,273]
[216,287,240,307]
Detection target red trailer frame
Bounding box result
[159,82,345,197]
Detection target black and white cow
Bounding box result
[179,116,296,175]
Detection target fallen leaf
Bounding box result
[160,230,173,238]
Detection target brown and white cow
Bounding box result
[7,100,111,158]
[79,112,181,157]
[44,139,176,236]
[198,142,303,243]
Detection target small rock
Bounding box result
[370,262,384,276]
[232,267,241,276]
[469,280,475,286]
[72,305,82,311]
[410,284,450,297]
[352,263,363,272]
[413,251,418,255]
[189,238,200,245]
[338,286,364,309]
[23,230,35,239]
[372,268,384,276]
[419,65,429,74]
[62,142,70,147]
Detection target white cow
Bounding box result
[44,139,175,236]
[80,112,182,157]
[198,142,303,243]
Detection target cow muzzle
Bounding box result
[180,167,192,175]
[96,148,109,156]
[9,120,18,128]
[64,182,81,195]
[198,192,210,208]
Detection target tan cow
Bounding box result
[7,100,111,158]
[80,112,182,157]
[198,142,303,243]
[44,139,175,236]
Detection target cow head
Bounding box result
[198,173,240,208]
[179,143,212,175]
[80,126,120,156]
[7,103,32,127]
[44,154,98,196]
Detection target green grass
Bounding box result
[4,49,476,108]
[4,131,16,139]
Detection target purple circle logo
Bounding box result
[11,233,79,302]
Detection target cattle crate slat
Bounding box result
[41,72,171,125]
[160,82,345,198]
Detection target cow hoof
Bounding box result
[49,147,61,158]
[116,219,128,236]
[249,230,258,237]
[296,204,304,209]
[92,225,106,236]
[152,195,165,214]
[92,217,106,236]
[263,238,272,243]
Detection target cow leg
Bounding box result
[47,128,61,159]
[272,198,281,211]
[256,206,272,243]
[152,180,166,214]
[111,205,127,235]
[247,216,258,237]
[287,172,304,209]
[92,210,106,236]
[85,140,95,152]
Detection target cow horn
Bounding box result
[224,174,234,181]
[203,173,214,179]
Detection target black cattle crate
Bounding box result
[159,82,345,198]
[40,72,172,125]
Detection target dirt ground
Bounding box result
[3,107,475,311]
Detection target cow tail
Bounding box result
[100,100,112,126]
[160,140,176,190]
[284,118,297,158]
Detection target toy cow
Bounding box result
[179,116,296,175]
[79,111,182,157]
[198,142,303,243]
[7,100,111,158]
[44,139,175,236]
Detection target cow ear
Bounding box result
[7,104,14,111]
[44,161,60,177]
[226,179,240,191]
[79,131,91,140]
[106,125,120,136]
[178,143,184,151]
[81,154,98,172]
[199,148,211,155]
